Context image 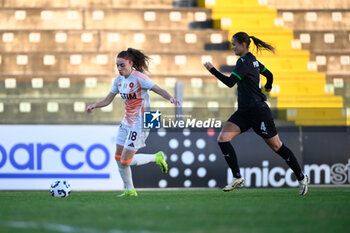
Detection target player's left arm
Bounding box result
[259,62,273,92]
[151,85,180,105]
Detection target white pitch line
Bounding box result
[3,221,162,233]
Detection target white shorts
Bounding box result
[116,123,150,151]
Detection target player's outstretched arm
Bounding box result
[86,92,116,113]
[203,62,237,88]
[151,85,180,105]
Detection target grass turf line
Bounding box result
[0,188,349,233]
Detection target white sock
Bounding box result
[129,153,156,166]
[117,161,134,190]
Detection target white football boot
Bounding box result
[223,177,245,192]
[299,175,309,196]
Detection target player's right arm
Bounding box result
[87,77,119,114]
[86,92,117,113]
[203,62,240,88]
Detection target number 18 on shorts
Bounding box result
[116,124,149,151]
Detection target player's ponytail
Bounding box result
[233,32,275,54]
[117,48,150,73]
[249,36,275,54]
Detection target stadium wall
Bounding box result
[0,125,349,190]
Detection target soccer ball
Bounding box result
[50,180,71,198]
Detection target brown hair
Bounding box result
[117,48,150,73]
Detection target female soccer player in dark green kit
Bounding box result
[204,32,308,195]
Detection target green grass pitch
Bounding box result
[0,188,349,233]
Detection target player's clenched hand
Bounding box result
[170,97,181,105]
[264,85,272,92]
[86,104,96,114]
[203,62,214,71]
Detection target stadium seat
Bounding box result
[310,51,350,73]
[0,30,100,52]
[0,7,211,30]
[99,30,230,52]
[0,52,114,75]
[1,0,68,7]
[277,9,350,31]
[0,98,124,124]
[0,74,113,97]
[143,50,312,75]
[1,0,175,8]
[84,8,211,30]
[294,30,350,51]
[198,0,262,8]
[0,29,229,53]
[266,0,350,9]
[277,96,343,108]
[211,8,277,31]
[0,8,83,30]
[0,73,235,99]
[285,108,347,126]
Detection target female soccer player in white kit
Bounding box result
[87,48,180,197]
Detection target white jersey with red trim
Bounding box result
[110,70,155,128]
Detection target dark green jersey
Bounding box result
[233,52,267,108]
[209,52,273,109]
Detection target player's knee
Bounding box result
[121,159,132,166]
[217,131,238,143]
[115,154,121,161]
[217,134,228,143]
[270,139,283,152]
[121,160,129,166]
[270,142,282,152]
